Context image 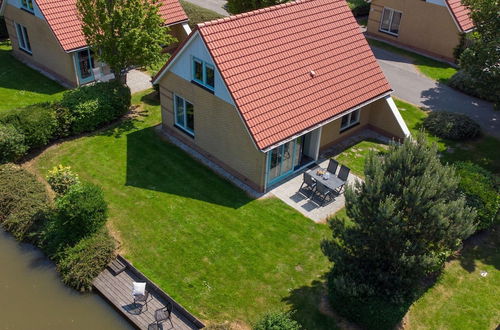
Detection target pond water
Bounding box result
[0,230,133,330]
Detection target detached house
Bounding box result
[153,0,410,193]
[0,0,191,87]
[366,0,474,62]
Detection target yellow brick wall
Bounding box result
[4,4,78,87]
[159,71,267,191]
[368,98,408,139]
[366,0,460,60]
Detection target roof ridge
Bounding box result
[197,0,314,28]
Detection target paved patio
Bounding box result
[127,69,153,94]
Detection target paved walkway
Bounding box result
[371,46,499,138]
[183,0,229,15]
[127,69,153,94]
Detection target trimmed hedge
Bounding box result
[253,311,301,330]
[0,164,49,241]
[58,228,116,292]
[449,71,499,109]
[0,125,28,163]
[455,162,500,231]
[423,111,480,140]
[60,81,131,134]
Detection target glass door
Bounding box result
[266,138,302,185]
[76,49,94,84]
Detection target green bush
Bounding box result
[0,164,49,241]
[253,312,301,330]
[348,0,370,17]
[0,125,28,163]
[54,182,108,245]
[449,71,499,108]
[455,162,500,231]
[57,228,116,291]
[46,165,81,195]
[0,17,7,39]
[423,111,480,140]
[0,104,59,149]
[60,81,131,134]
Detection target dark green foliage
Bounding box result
[322,134,476,325]
[253,311,301,330]
[423,111,480,140]
[53,182,108,245]
[180,0,224,28]
[449,71,498,106]
[60,81,131,134]
[0,17,8,39]
[227,0,284,14]
[453,33,468,62]
[455,162,500,231]
[349,0,370,17]
[0,124,28,163]
[0,103,59,149]
[57,228,116,291]
[0,164,49,241]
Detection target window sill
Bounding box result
[378,29,399,37]
[174,124,195,138]
[19,48,32,56]
[340,122,360,134]
[191,80,214,94]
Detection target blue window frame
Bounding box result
[174,94,194,136]
[75,49,95,85]
[20,0,34,12]
[15,23,31,53]
[192,57,215,90]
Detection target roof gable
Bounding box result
[446,0,474,32]
[34,0,189,52]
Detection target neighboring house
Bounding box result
[366,0,474,62]
[0,0,191,87]
[152,0,410,193]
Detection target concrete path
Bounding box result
[371,46,499,138]
[183,0,229,16]
[126,69,152,94]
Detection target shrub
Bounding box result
[0,125,28,163]
[57,228,116,291]
[0,164,49,241]
[0,17,7,39]
[253,311,301,330]
[423,111,480,140]
[60,81,131,134]
[449,71,499,108]
[0,104,59,149]
[455,162,500,231]
[349,0,370,17]
[46,165,81,195]
[54,182,108,245]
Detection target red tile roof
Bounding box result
[36,0,188,52]
[446,0,474,32]
[196,0,391,150]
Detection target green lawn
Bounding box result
[334,140,389,177]
[0,40,65,112]
[33,90,336,328]
[180,0,224,28]
[367,39,458,84]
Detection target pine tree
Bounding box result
[321,134,476,303]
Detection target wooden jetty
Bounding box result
[93,255,205,330]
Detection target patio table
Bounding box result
[307,166,344,192]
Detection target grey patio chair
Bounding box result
[336,165,350,193]
[155,301,174,328]
[327,159,339,175]
[299,172,316,197]
[313,182,334,206]
[133,289,150,312]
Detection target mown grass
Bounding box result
[0,40,65,112]
[368,39,458,84]
[33,90,336,328]
[334,140,389,177]
[180,0,225,28]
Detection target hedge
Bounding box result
[449,71,499,109]
[423,111,480,140]
[0,125,28,163]
[253,311,301,330]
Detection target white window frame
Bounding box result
[15,23,32,54]
[340,109,360,131]
[173,94,194,136]
[379,7,402,36]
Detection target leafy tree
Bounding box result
[77,0,176,83]
[457,0,500,107]
[226,0,284,14]
[321,134,476,304]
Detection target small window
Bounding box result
[174,94,194,136]
[21,0,34,12]
[192,57,215,90]
[340,109,360,131]
[15,23,32,53]
[379,8,402,36]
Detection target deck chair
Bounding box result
[299,172,316,197]
[327,159,339,175]
[336,165,350,194]
[314,182,334,206]
[155,300,174,328]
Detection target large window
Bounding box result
[174,94,194,136]
[380,8,402,36]
[20,0,34,12]
[340,109,360,131]
[15,23,32,53]
[192,57,215,90]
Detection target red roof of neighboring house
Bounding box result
[446,0,474,32]
[191,0,391,150]
[36,0,188,52]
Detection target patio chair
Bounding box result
[133,283,150,312]
[336,165,350,193]
[299,172,316,197]
[313,182,334,206]
[155,301,174,328]
[327,159,339,175]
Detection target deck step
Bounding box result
[108,258,126,275]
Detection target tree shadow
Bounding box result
[458,226,500,273]
[125,127,251,208]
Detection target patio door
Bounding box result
[268,141,295,183]
[76,49,94,85]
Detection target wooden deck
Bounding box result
[93,256,204,330]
